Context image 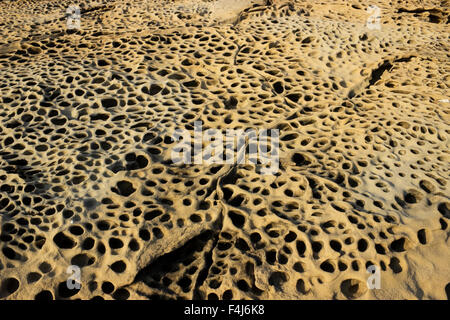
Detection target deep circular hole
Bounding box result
[102,281,115,294]
[35,290,54,301]
[111,260,127,273]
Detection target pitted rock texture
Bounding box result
[0,0,449,300]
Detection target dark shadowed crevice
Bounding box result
[132,229,216,298]
[367,61,393,88]
[397,8,446,24]
[192,216,223,299]
[357,55,416,96]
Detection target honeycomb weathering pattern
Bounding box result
[0,0,449,300]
